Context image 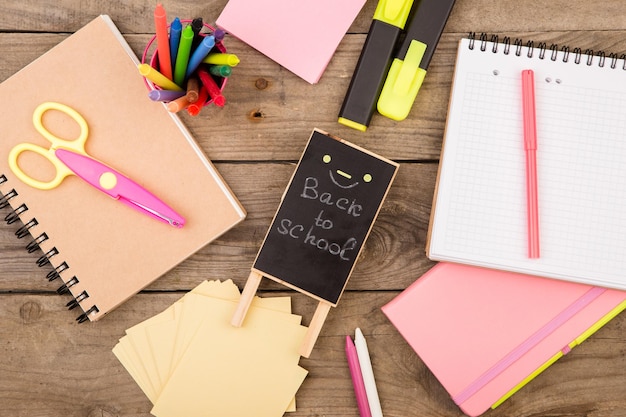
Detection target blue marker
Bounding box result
[169,17,182,71]
[185,35,215,79]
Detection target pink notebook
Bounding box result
[382,262,626,416]
[216,0,365,84]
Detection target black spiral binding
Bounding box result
[0,173,99,323]
[467,32,626,69]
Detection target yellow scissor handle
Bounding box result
[8,142,73,190]
[8,102,89,190]
[33,102,89,152]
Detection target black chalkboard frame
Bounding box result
[232,128,399,357]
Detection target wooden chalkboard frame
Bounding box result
[232,129,398,357]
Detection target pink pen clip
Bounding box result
[522,69,539,258]
[56,148,185,228]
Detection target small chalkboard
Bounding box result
[231,129,398,357]
[254,129,398,304]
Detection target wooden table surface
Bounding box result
[1,1,625,416]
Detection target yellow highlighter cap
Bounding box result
[377,40,427,121]
[373,0,415,28]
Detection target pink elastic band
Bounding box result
[452,286,606,405]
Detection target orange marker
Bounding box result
[187,87,209,116]
[154,4,173,80]
[166,95,191,113]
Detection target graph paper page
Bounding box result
[428,38,626,290]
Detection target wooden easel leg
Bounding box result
[299,302,332,358]
[231,270,262,327]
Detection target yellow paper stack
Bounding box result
[113,279,308,417]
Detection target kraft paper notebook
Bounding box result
[0,15,246,322]
[382,262,626,416]
[427,35,626,290]
[216,0,366,84]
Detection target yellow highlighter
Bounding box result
[337,0,415,131]
[377,0,456,121]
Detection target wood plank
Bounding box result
[2,0,626,34]
[3,31,626,162]
[0,162,437,292]
[1,0,625,416]
[0,292,623,416]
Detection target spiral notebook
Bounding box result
[428,35,626,290]
[0,15,246,322]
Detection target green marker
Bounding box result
[174,25,194,86]
[208,65,233,77]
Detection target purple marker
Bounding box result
[148,89,186,102]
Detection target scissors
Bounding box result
[8,102,185,228]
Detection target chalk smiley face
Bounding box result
[323,153,372,189]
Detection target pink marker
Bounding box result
[522,69,540,258]
[345,335,372,417]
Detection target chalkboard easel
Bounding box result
[231,129,398,357]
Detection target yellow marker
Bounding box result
[138,63,183,91]
[337,0,415,131]
[377,0,456,121]
[377,40,427,121]
[202,53,240,67]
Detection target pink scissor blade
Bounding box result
[54,148,185,228]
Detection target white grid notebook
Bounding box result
[428,36,626,290]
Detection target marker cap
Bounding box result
[377,40,427,121]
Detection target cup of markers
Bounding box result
[140,6,240,116]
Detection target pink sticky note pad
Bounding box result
[382,262,626,416]
[216,0,366,84]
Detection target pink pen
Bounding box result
[522,69,540,258]
[346,335,372,417]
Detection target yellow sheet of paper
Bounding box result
[114,280,302,413]
[151,296,308,417]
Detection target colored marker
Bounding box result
[346,335,372,417]
[208,65,232,77]
[138,63,183,91]
[166,95,191,113]
[197,66,226,107]
[148,89,186,102]
[186,75,200,103]
[214,27,226,42]
[203,52,240,67]
[338,0,415,132]
[186,35,216,79]
[377,0,456,121]
[154,4,173,80]
[190,17,204,50]
[169,17,183,72]
[174,25,194,86]
[522,69,540,258]
[187,86,209,116]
